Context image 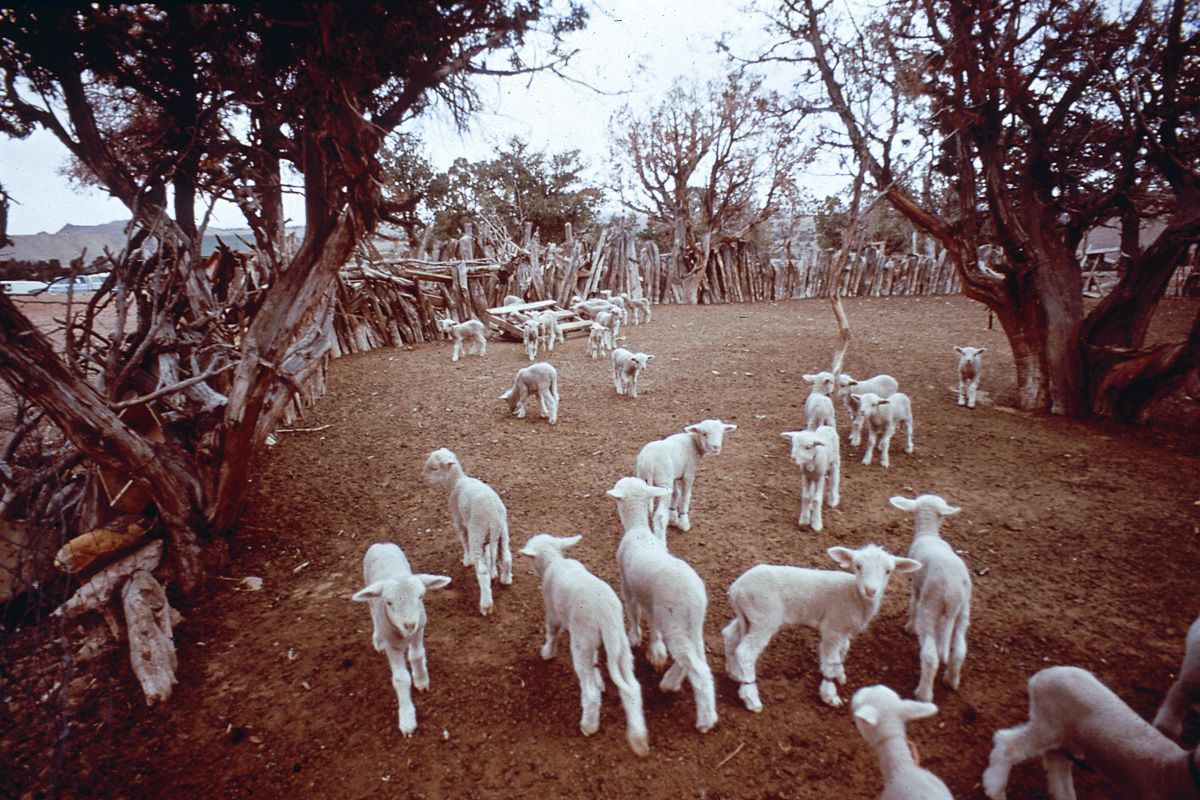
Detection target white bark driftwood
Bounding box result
[121,569,178,705]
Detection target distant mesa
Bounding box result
[1,220,305,265]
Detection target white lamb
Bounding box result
[608,476,718,733]
[500,362,559,424]
[351,542,451,737]
[536,310,564,351]
[519,533,649,756]
[780,425,840,532]
[436,317,488,362]
[502,294,525,306]
[838,374,900,445]
[521,317,540,362]
[595,309,621,347]
[890,494,971,702]
[586,322,611,359]
[848,392,914,467]
[624,295,652,325]
[422,448,513,615]
[635,419,737,542]
[851,684,953,800]
[722,544,921,710]
[572,297,616,320]
[611,348,653,398]
[982,665,1200,800]
[955,346,986,408]
[802,371,838,430]
[1153,612,1200,739]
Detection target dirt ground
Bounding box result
[4,294,1200,799]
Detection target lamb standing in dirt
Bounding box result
[1153,613,1200,739]
[982,665,1200,800]
[848,392,914,467]
[500,362,559,424]
[522,317,541,362]
[851,684,953,800]
[722,544,921,710]
[803,371,838,430]
[635,419,737,542]
[608,477,718,733]
[890,494,971,702]
[519,533,649,756]
[955,346,986,408]
[422,448,512,615]
[780,426,840,532]
[437,318,488,362]
[611,348,653,398]
[352,542,451,737]
[838,374,900,445]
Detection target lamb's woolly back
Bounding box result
[852,685,952,800]
[520,533,649,755]
[500,362,559,424]
[983,665,1200,800]
[608,477,718,733]
[891,494,971,702]
[422,448,512,615]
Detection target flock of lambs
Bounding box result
[353,294,1199,799]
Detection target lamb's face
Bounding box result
[422,448,459,487]
[782,431,821,468]
[378,577,428,638]
[855,393,886,423]
[955,346,985,374]
[630,353,651,372]
[847,545,896,603]
[687,419,737,455]
[804,371,836,396]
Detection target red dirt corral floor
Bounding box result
[4,294,1200,799]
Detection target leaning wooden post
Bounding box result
[122,569,179,706]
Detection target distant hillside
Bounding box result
[0,221,306,265]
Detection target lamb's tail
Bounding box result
[602,618,649,756]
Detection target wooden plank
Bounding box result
[486,299,557,315]
[406,270,454,284]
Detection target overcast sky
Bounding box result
[0,1,845,236]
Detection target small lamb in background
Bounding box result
[983,665,1200,800]
[522,317,541,361]
[624,295,652,324]
[837,374,900,445]
[848,392,914,467]
[436,318,488,362]
[635,419,737,542]
[352,542,451,737]
[537,310,564,351]
[1153,612,1200,740]
[851,684,953,800]
[611,348,653,398]
[955,346,986,408]
[422,448,512,615]
[802,371,838,430]
[722,544,920,710]
[500,362,559,424]
[520,533,649,756]
[780,425,840,532]
[586,322,611,359]
[890,494,971,702]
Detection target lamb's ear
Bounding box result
[889,496,916,512]
[499,390,512,400]
[893,556,923,574]
[878,399,891,406]
[827,546,855,570]
[853,704,880,727]
[647,485,671,498]
[780,431,799,440]
[684,424,700,434]
[901,700,939,722]
[724,423,737,431]
[802,374,817,383]
[606,486,626,499]
[977,347,987,354]
[954,346,964,354]
[352,582,386,602]
[558,534,584,550]
[645,354,655,360]
[940,501,962,516]
[418,574,452,591]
